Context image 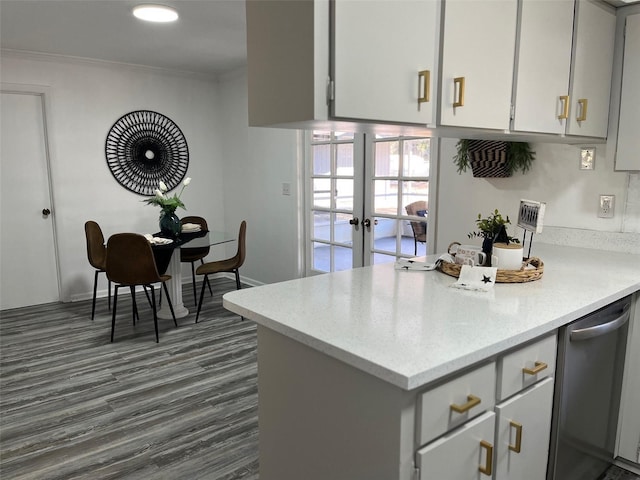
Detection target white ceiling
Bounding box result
[0,0,247,77]
[1,0,636,77]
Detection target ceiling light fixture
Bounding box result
[132,4,179,23]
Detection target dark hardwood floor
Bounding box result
[0,278,259,480]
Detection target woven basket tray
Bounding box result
[438,257,544,283]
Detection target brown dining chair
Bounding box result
[404,201,428,255]
[84,221,111,320]
[195,220,246,323]
[106,233,177,343]
[180,216,212,306]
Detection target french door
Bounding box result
[305,131,431,275]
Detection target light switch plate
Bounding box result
[580,147,596,170]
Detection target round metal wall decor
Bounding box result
[105,110,189,195]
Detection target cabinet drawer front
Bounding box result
[497,333,557,401]
[417,411,496,480]
[417,362,496,446]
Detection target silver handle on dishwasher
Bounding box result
[570,304,631,341]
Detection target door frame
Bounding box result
[1,82,62,304]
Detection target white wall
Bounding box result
[435,137,640,253]
[1,53,226,301]
[217,69,302,285]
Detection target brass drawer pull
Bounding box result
[509,421,523,453]
[450,394,481,413]
[479,440,493,475]
[418,70,431,104]
[453,76,465,108]
[522,361,548,376]
[558,95,569,120]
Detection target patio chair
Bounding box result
[405,201,428,256]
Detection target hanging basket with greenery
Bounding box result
[454,140,535,178]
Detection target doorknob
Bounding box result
[42,208,51,216]
[362,218,378,228]
[349,217,359,226]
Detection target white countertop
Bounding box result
[223,243,640,390]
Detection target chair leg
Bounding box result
[414,238,417,256]
[195,274,209,323]
[201,260,213,296]
[150,285,159,343]
[191,262,197,307]
[111,285,120,342]
[107,279,112,311]
[91,270,99,320]
[161,281,178,327]
[130,286,139,325]
[142,286,153,308]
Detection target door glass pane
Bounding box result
[312,144,331,175]
[373,179,398,215]
[312,211,331,241]
[402,139,430,176]
[337,143,354,170]
[371,217,397,255]
[336,178,354,211]
[334,213,353,245]
[312,241,330,272]
[374,141,399,176]
[401,180,429,209]
[313,178,332,209]
[333,246,353,271]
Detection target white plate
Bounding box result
[152,237,173,245]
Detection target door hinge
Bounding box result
[327,78,335,104]
[413,466,420,480]
[510,104,515,120]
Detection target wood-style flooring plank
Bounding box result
[0,279,259,479]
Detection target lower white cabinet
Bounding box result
[417,411,496,480]
[495,377,555,480]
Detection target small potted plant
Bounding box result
[468,209,520,263]
[454,140,535,178]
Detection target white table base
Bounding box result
[157,248,189,319]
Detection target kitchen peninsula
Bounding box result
[223,243,640,480]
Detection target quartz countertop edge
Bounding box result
[223,243,640,391]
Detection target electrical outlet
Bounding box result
[598,195,615,218]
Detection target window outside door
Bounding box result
[306,131,430,275]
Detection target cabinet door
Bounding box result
[495,378,554,480]
[616,13,640,171]
[439,0,517,130]
[566,0,616,138]
[333,0,439,125]
[512,0,574,134]
[417,412,496,480]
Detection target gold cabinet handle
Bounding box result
[558,95,569,120]
[418,70,431,104]
[577,98,588,122]
[509,421,523,453]
[522,361,548,376]
[450,394,481,413]
[479,440,493,476]
[453,76,465,108]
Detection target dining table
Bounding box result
[150,230,234,319]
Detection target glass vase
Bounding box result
[159,210,181,237]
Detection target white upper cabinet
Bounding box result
[439,0,517,131]
[615,13,640,171]
[511,0,575,134]
[333,0,439,125]
[566,0,617,138]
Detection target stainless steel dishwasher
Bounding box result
[548,296,632,480]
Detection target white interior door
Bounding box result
[1,90,60,310]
